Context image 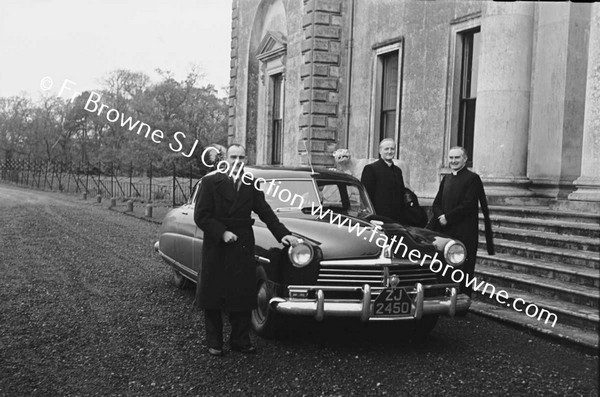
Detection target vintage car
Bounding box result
[154,166,470,338]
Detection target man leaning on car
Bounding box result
[193,143,298,356]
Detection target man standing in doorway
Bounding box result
[194,144,298,356]
[361,138,407,223]
[431,146,495,297]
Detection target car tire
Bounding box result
[251,277,281,338]
[408,315,439,341]
[171,268,191,289]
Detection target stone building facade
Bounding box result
[227,0,600,201]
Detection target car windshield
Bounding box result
[261,179,321,212]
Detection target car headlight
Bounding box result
[444,240,466,266]
[288,239,314,268]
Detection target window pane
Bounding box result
[382,110,396,140]
[272,119,282,165]
[458,28,479,166]
[380,51,399,142]
[470,31,480,97]
[272,74,282,119]
[316,181,373,218]
[458,98,476,162]
[381,52,398,111]
[271,73,283,165]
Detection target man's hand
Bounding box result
[438,215,448,226]
[222,231,238,243]
[281,235,300,246]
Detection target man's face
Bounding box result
[448,148,467,171]
[227,146,246,174]
[379,140,396,162]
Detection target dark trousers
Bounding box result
[461,256,476,298]
[204,309,252,349]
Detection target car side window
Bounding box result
[316,181,372,218]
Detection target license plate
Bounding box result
[373,288,414,316]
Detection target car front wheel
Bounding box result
[251,278,281,338]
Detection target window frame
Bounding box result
[370,39,403,158]
[269,72,284,165]
[445,13,481,170]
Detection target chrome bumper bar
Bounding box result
[269,283,471,322]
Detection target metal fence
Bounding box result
[0,159,201,206]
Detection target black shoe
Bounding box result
[208,347,223,356]
[231,345,257,354]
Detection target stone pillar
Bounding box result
[228,0,239,145]
[528,3,591,198]
[299,0,343,166]
[472,3,535,196]
[570,4,600,202]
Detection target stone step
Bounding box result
[481,226,600,253]
[486,196,553,207]
[480,214,600,238]
[477,252,600,288]
[479,238,600,270]
[472,285,599,331]
[487,205,600,224]
[550,199,600,214]
[474,264,600,308]
[469,301,599,352]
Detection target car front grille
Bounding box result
[317,264,439,289]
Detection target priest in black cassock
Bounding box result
[430,146,495,297]
[361,138,406,223]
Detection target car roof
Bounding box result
[244,165,360,183]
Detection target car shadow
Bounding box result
[264,315,467,354]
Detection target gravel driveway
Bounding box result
[0,184,598,396]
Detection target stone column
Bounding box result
[472,3,535,196]
[570,3,600,202]
[527,3,591,198]
[299,0,343,166]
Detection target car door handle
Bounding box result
[182,211,188,215]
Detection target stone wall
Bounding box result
[228,0,599,201]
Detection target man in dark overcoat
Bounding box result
[431,146,494,297]
[194,144,298,356]
[361,138,407,223]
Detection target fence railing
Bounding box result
[0,159,202,206]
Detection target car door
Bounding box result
[171,182,202,278]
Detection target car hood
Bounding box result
[259,213,447,260]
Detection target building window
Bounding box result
[371,40,402,157]
[380,51,399,142]
[256,31,286,166]
[270,73,283,165]
[457,28,480,167]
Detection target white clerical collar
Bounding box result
[451,166,465,176]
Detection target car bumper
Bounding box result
[269,283,470,321]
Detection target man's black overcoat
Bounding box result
[361,158,406,223]
[431,167,493,274]
[193,171,290,311]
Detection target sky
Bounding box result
[0,0,233,99]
